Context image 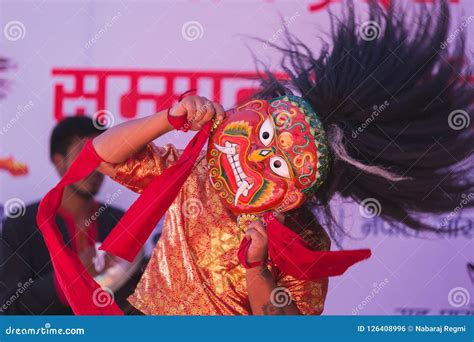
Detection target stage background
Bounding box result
[0,0,472,315]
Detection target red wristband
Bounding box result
[167,112,190,132]
[167,89,196,132]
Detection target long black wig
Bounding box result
[254,0,473,239]
[0,57,9,99]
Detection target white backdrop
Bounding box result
[1,0,473,315]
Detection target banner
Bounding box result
[1,0,473,315]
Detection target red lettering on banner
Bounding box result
[413,0,459,3]
[52,69,287,121]
[308,0,334,12]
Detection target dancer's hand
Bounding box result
[244,212,285,264]
[245,220,268,264]
[169,95,225,131]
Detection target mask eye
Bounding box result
[270,156,290,179]
[258,117,275,146]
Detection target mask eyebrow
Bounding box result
[222,121,251,137]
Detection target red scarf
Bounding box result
[37,122,371,315]
[238,213,370,279]
[36,139,122,315]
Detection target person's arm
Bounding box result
[95,96,224,177]
[244,220,301,315]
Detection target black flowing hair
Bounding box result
[0,57,10,98]
[254,0,473,238]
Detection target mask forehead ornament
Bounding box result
[207,95,330,214]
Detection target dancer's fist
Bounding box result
[169,95,225,131]
[245,220,269,264]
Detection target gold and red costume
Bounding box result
[36,96,370,315]
[111,143,330,315]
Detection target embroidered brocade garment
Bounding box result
[111,143,330,315]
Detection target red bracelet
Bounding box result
[244,259,267,269]
[237,237,268,269]
[167,89,196,132]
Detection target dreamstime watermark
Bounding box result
[92,109,115,130]
[92,287,115,308]
[270,286,292,307]
[3,198,26,219]
[262,12,300,49]
[359,21,381,41]
[84,12,122,50]
[0,100,34,136]
[359,198,382,218]
[182,198,204,219]
[352,278,389,315]
[448,287,470,308]
[3,20,26,41]
[84,189,122,227]
[440,15,474,49]
[181,21,204,41]
[5,323,85,336]
[352,101,389,138]
[448,109,470,130]
[440,193,474,228]
[0,278,34,313]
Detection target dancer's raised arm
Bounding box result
[93,95,224,176]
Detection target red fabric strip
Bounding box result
[53,272,68,306]
[36,140,123,315]
[167,113,190,132]
[37,123,211,314]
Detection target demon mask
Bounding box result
[207,95,330,214]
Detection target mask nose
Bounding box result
[248,147,274,162]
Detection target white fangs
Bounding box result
[214,142,254,206]
[234,181,253,206]
[213,142,236,155]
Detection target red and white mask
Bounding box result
[207,96,329,214]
